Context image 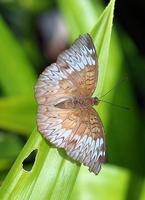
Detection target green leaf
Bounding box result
[58,0,102,39]
[71,165,130,200]
[0,129,80,199]
[0,133,23,160]
[125,173,144,200]
[17,0,52,13]
[0,17,36,96]
[0,96,36,135]
[91,0,115,96]
[0,0,115,199]
[0,133,23,171]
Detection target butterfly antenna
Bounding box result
[99,78,128,98]
[100,99,130,110]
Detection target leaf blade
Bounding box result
[0,17,36,96]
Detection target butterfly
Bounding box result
[35,33,105,175]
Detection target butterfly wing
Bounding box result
[35,62,79,106]
[37,105,105,175]
[35,33,104,175]
[65,107,105,174]
[57,33,98,97]
[35,34,98,106]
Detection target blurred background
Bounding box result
[0,0,145,199]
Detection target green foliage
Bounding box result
[0,0,145,199]
[0,0,115,199]
[71,165,129,200]
[0,133,23,172]
[0,96,36,134]
[0,17,36,96]
[0,129,80,200]
[17,0,52,13]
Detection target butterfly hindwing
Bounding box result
[37,105,105,175]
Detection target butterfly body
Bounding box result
[55,96,100,109]
[35,33,105,175]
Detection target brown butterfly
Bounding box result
[35,33,105,175]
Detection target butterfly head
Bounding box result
[93,97,100,106]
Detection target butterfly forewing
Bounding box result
[35,33,105,175]
[57,34,98,96]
